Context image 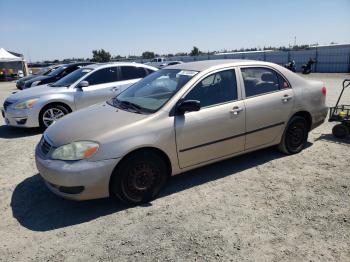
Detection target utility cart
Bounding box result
[329,79,350,138]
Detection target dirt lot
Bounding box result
[0,74,349,262]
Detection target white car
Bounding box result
[145,58,183,68]
[2,62,157,129]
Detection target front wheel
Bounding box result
[39,105,70,130]
[110,150,168,205]
[278,116,309,154]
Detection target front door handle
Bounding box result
[111,87,119,92]
[230,106,243,115]
[282,94,292,103]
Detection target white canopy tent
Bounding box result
[0,48,23,62]
[0,48,28,79]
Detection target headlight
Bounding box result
[31,81,41,87]
[51,141,99,161]
[14,98,39,109]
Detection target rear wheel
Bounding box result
[39,104,70,130]
[332,124,349,139]
[278,116,309,154]
[110,150,168,205]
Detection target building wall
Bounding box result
[137,44,350,73]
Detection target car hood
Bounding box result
[7,84,62,102]
[18,75,38,82]
[45,103,149,146]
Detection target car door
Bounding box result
[240,66,294,150]
[74,67,121,109]
[175,68,246,168]
[117,66,150,92]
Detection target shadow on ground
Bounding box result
[0,125,42,139]
[315,133,350,146]
[11,146,290,232]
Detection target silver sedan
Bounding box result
[2,62,157,129]
[35,60,328,204]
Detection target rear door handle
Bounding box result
[230,107,243,115]
[282,94,292,103]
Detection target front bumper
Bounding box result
[1,107,40,128]
[35,145,120,200]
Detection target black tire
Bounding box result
[332,124,349,139]
[110,150,168,205]
[278,116,309,154]
[39,104,70,130]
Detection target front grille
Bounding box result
[3,101,13,111]
[40,136,52,155]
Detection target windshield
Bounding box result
[50,68,93,87]
[47,66,67,77]
[108,69,198,113]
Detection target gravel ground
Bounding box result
[0,73,349,262]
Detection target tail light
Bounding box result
[321,86,327,96]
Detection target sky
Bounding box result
[1,0,350,62]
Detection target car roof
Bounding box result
[84,62,157,70]
[166,59,273,71]
[65,62,94,67]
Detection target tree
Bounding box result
[92,49,111,62]
[190,46,200,56]
[142,51,155,59]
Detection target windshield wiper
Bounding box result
[121,100,143,113]
[114,99,143,113]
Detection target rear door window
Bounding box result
[120,66,147,80]
[241,67,288,97]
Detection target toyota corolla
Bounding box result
[35,60,328,204]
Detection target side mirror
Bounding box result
[176,100,201,115]
[77,80,89,90]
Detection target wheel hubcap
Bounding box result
[287,125,305,148]
[42,108,65,127]
[126,163,156,200]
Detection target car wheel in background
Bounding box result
[278,116,309,154]
[110,150,168,205]
[39,104,70,130]
[332,124,349,139]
